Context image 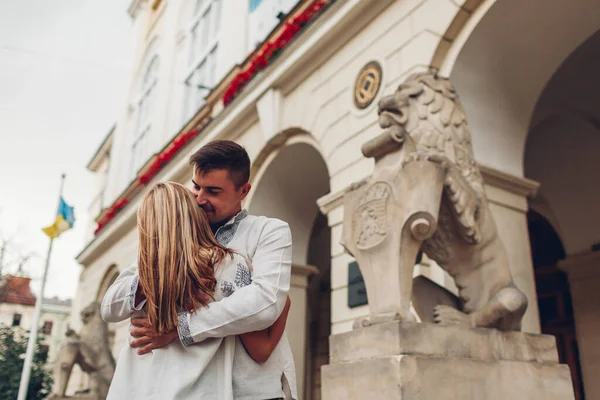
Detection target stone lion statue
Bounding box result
[49,302,115,399]
[341,71,527,331]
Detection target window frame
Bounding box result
[131,53,160,178]
[183,0,222,121]
[42,320,54,335]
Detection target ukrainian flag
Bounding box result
[42,197,75,239]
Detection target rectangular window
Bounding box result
[131,129,150,175]
[184,75,196,122]
[207,47,217,87]
[12,313,22,327]
[42,320,53,335]
[249,0,264,13]
[195,0,206,15]
[190,22,199,63]
[200,12,210,50]
[211,1,222,40]
[248,0,301,49]
[195,61,207,106]
[131,56,159,178]
[183,0,222,122]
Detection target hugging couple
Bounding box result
[101,140,297,400]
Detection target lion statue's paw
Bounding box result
[433,305,473,328]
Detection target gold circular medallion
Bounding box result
[354,62,382,109]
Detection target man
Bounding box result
[113,140,296,400]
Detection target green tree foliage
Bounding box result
[0,325,53,399]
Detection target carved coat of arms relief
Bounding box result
[353,182,392,250]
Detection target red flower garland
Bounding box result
[223,0,329,106]
[138,129,199,185]
[94,198,129,235]
[94,129,201,235]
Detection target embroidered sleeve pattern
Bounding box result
[127,275,138,309]
[178,311,195,347]
[127,275,146,311]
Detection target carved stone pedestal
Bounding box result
[322,322,575,400]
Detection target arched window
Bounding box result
[132,53,160,177]
[183,0,222,121]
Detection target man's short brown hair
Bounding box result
[189,140,250,188]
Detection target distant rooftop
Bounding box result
[0,276,73,308]
[0,275,36,306]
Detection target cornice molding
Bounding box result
[318,164,540,215]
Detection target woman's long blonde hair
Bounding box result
[137,181,233,334]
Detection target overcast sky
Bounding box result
[0,0,131,299]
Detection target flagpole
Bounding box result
[17,173,66,400]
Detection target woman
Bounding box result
[102,182,290,399]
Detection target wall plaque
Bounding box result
[354,61,382,109]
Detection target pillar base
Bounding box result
[322,322,574,399]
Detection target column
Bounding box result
[559,251,600,400]
[287,264,318,400]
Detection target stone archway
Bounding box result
[248,136,331,400]
[442,3,600,397]
[523,32,600,397]
[437,0,600,177]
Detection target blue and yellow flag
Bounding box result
[42,197,75,239]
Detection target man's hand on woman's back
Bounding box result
[130,317,178,355]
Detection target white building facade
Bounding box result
[0,276,72,367]
[75,1,600,399]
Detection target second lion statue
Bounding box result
[341,71,528,331]
[49,302,115,399]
